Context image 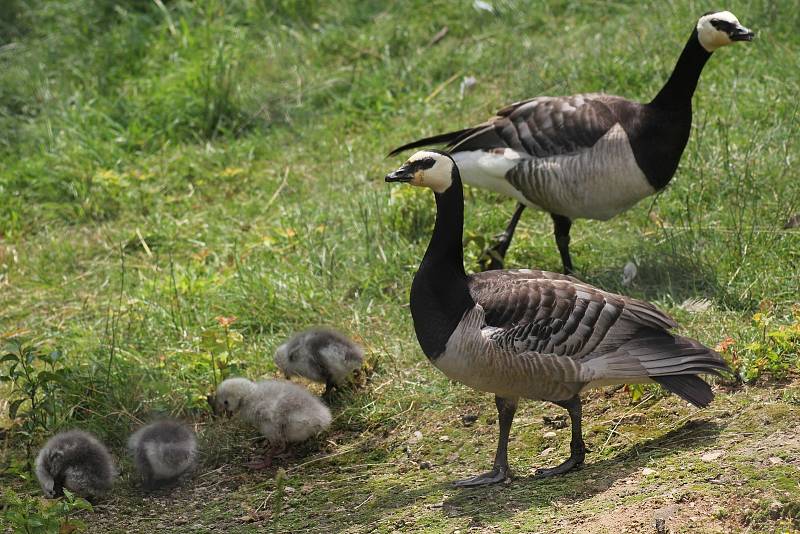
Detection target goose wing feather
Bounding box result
[451,94,619,157]
[466,271,728,393]
[468,271,684,362]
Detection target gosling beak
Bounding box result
[730,24,754,42]
[385,166,415,183]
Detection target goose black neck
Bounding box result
[410,170,474,360]
[423,184,467,274]
[650,29,711,109]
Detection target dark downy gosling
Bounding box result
[211,377,332,469]
[35,430,116,500]
[127,420,198,490]
[274,327,364,395]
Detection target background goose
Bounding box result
[35,430,116,500]
[389,11,753,273]
[127,420,197,489]
[385,150,729,486]
[211,377,332,469]
[274,327,364,395]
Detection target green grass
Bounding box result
[1,0,799,532]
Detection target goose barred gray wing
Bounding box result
[466,270,728,406]
[453,94,617,156]
[468,269,675,357]
[389,94,617,158]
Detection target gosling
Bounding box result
[35,430,115,500]
[127,420,197,490]
[211,377,332,468]
[274,327,364,395]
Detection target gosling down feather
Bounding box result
[389,11,753,273]
[35,430,116,500]
[274,327,364,395]
[127,420,198,489]
[385,150,729,486]
[212,377,332,468]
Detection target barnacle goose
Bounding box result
[385,150,729,486]
[389,11,753,273]
[127,420,198,489]
[210,377,332,469]
[274,327,364,395]
[35,430,116,500]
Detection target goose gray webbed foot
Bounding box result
[534,396,585,478]
[533,449,584,478]
[478,241,507,272]
[453,465,511,487]
[453,396,517,487]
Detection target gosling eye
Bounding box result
[224,400,229,406]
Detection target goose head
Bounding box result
[212,377,255,417]
[385,150,458,194]
[696,11,753,52]
[273,342,294,379]
[40,451,64,497]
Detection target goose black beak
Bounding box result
[385,167,414,183]
[730,25,754,42]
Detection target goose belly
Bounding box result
[432,314,582,401]
[459,124,656,221]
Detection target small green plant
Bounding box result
[623,383,647,403]
[272,467,287,534]
[717,304,800,383]
[0,339,69,460]
[1,488,92,534]
[203,316,244,389]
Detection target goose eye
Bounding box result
[224,400,228,406]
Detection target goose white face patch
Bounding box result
[405,150,454,193]
[697,11,740,51]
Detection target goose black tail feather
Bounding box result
[653,374,715,408]
[387,128,474,157]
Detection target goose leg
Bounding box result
[137,446,157,490]
[551,214,574,275]
[454,395,518,487]
[247,441,287,470]
[479,203,526,271]
[534,396,585,478]
[323,378,335,397]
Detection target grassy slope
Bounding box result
[1,0,799,532]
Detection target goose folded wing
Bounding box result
[468,273,677,360]
[450,94,619,157]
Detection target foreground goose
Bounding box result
[389,11,753,273]
[385,150,729,486]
